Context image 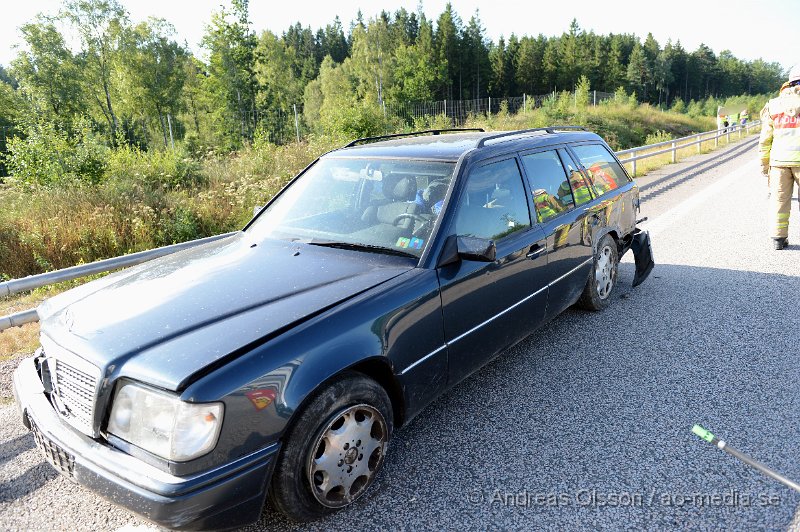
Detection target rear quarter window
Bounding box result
[571,144,630,196]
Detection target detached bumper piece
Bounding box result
[630,228,654,287]
[13,356,277,530]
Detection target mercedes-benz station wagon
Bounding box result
[14,127,653,529]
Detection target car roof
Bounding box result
[327,130,605,162]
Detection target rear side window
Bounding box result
[452,158,531,240]
[571,144,630,196]
[521,150,574,223]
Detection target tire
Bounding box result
[577,234,619,311]
[268,372,393,522]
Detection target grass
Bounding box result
[0,102,760,358]
[0,278,108,359]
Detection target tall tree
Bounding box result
[434,3,462,99]
[626,42,650,99]
[201,0,257,146]
[64,0,127,141]
[461,11,490,99]
[11,18,86,122]
[388,14,442,102]
[118,18,188,147]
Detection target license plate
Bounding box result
[28,417,76,480]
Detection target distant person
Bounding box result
[759,63,800,250]
[723,116,730,130]
[740,109,748,126]
[717,113,725,131]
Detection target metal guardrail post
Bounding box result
[671,141,676,163]
[0,309,39,331]
[0,231,236,299]
[697,133,702,153]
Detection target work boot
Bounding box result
[772,237,788,250]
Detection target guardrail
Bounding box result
[0,232,236,332]
[616,121,761,176]
[0,120,764,333]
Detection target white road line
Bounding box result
[642,159,760,238]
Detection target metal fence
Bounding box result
[616,120,761,176]
[0,119,761,332]
[384,91,615,128]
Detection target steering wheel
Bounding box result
[392,213,430,227]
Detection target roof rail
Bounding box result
[475,126,588,148]
[343,128,485,148]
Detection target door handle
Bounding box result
[526,245,546,259]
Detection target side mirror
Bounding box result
[438,235,497,267]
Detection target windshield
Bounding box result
[247,157,457,257]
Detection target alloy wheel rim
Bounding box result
[595,245,615,299]
[307,404,388,508]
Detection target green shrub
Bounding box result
[575,75,591,108]
[105,144,203,190]
[671,98,686,113]
[4,116,108,187]
[645,130,674,145]
[320,100,386,139]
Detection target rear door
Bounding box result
[568,142,638,240]
[437,156,549,385]
[519,148,594,320]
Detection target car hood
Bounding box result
[38,233,413,390]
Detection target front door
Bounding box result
[437,156,549,386]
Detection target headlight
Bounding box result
[107,381,224,462]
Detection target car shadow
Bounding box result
[251,261,800,531]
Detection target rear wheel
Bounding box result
[578,234,618,311]
[268,372,393,522]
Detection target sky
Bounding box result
[0,0,797,72]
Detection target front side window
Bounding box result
[521,150,574,223]
[247,157,456,256]
[452,158,531,240]
[571,144,630,196]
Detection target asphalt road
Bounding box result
[2,136,799,531]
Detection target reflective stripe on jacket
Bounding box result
[760,86,800,167]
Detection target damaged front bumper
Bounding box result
[630,228,654,287]
[13,356,277,530]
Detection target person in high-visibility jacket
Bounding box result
[759,63,800,250]
[532,189,562,223]
[560,171,593,205]
[587,163,619,195]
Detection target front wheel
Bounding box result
[578,234,619,311]
[268,372,393,522]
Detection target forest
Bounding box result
[0,0,786,170]
[0,0,783,280]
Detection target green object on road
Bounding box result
[692,424,715,443]
[691,424,800,493]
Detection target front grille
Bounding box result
[29,417,76,479]
[39,337,102,437]
[52,359,96,431]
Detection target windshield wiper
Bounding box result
[307,241,418,259]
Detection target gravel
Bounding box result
[2,138,798,531]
